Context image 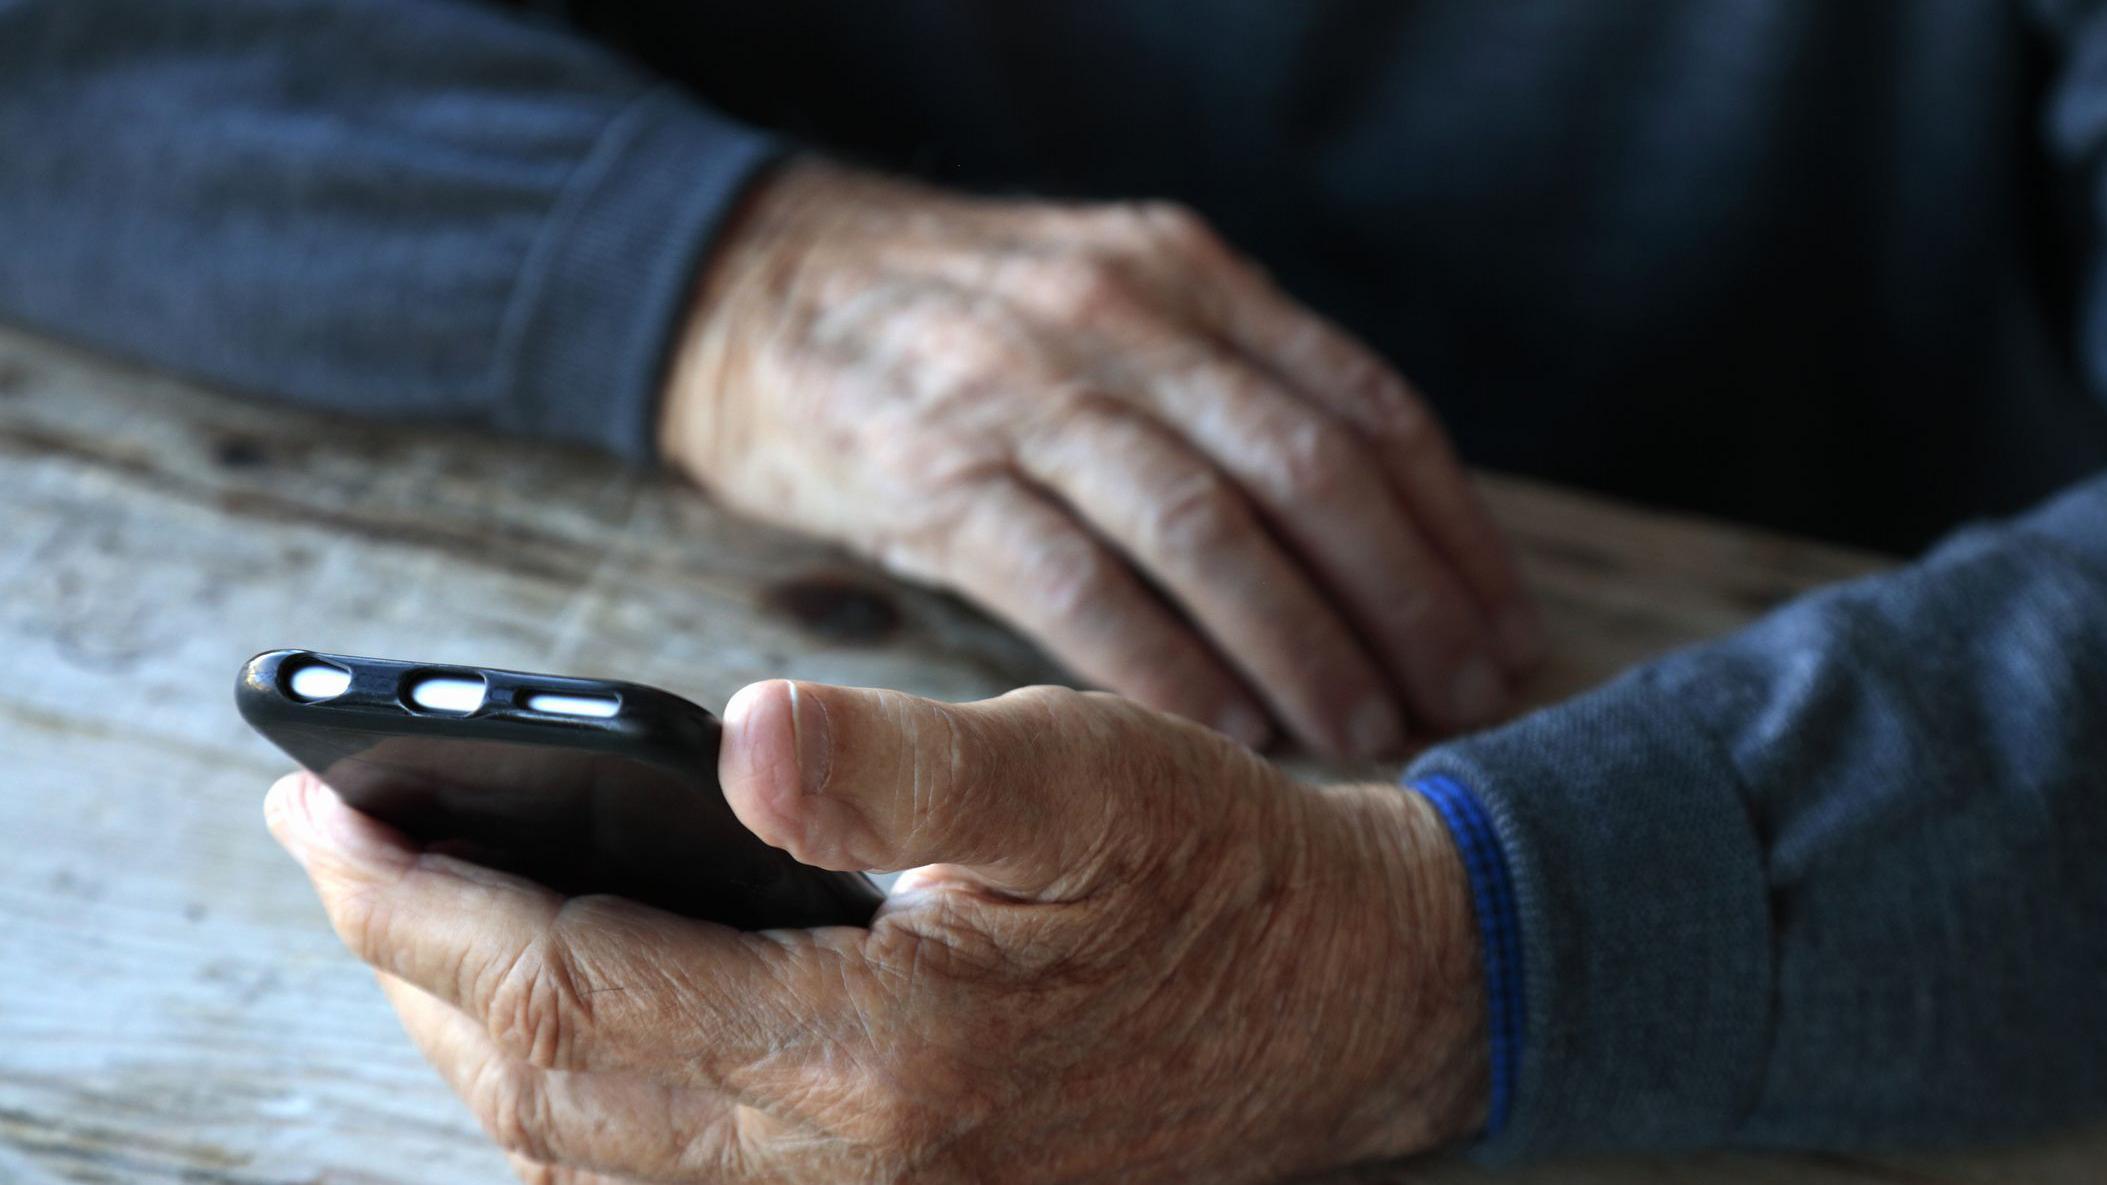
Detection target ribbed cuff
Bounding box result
[1408,774,1525,1139]
[496,84,782,461]
[1406,662,1773,1162]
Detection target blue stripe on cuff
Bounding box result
[1409,773,1525,1137]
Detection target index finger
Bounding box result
[1162,216,1543,667]
[264,772,865,1089]
[376,974,754,1182]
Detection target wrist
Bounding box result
[1321,780,1490,1159]
[656,156,848,484]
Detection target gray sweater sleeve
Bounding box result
[1417,5,2107,1157]
[0,0,778,459]
[1409,474,2107,1160]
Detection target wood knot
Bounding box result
[761,574,902,645]
[212,435,269,468]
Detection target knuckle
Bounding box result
[1386,580,1450,636]
[484,935,593,1071]
[1369,385,1441,455]
[864,420,1004,492]
[1031,255,1135,321]
[1047,382,1131,424]
[895,319,1027,395]
[873,898,1007,985]
[1001,683,1091,721]
[1077,686,1145,718]
[510,1163,593,1185]
[1084,199,1233,270]
[506,1159,559,1185]
[1251,416,1365,504]
[1018,530,1117,625]
[473,1060,557,1162]
[328,884,392,968]
[1076,687,1175,743]
[1141,469,1249,552]
[1139,200,1219,254]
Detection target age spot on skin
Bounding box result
[762,574,903,645]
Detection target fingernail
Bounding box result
[1346,698,1405,758]
[786,682,833,796]
[281,774,389,867]
[315,781,386,856]
[264,775,311,864]
[1448,653,1507,727]
[1213,701,1271,749]
[1494,606,1546,669]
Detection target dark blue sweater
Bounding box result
[3,0,2103,1160]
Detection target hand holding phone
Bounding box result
[237,649,882,929]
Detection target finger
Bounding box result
[379,974,744,1183]
[1174,230,1543,668]
[1101,358,1512,734]
[506,1153,638,1185]
[887,475,1271,748]
[721,680,1185,897]
[265,772,861,1085]
[1015,400,1412,752]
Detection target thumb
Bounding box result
[718,680,1124,895]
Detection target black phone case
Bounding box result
[236,649,882,930]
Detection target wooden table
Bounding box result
[1,324,2099,1184]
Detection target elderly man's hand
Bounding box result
[661,161,1540,757]
[267,681,1487,1184]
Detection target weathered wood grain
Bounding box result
[0,323,2096,1184]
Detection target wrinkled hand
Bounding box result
[267,681,1486,1184]
[662,161,1540,756]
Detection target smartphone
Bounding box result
[236,649,883,930]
